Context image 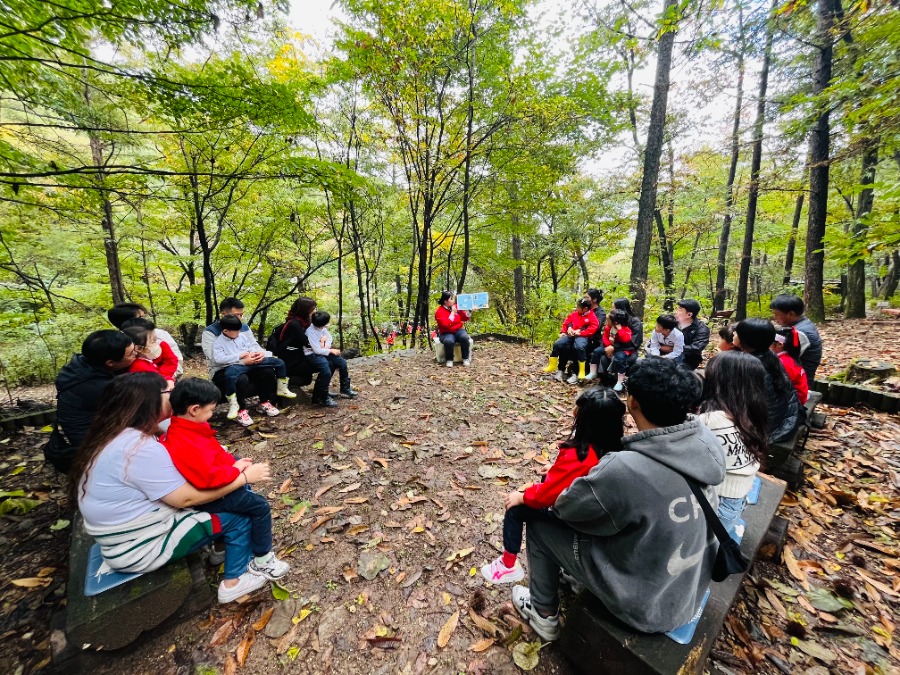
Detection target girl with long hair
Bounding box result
[70,372,276,604]
[481,386,626,584]
[772,325,809,404]
[733,318,802,443]
[698,351,769,537]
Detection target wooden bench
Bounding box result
[707,309,735,327]
[766,390,823,490]
[56,515,213,661]
[559,474,787,675]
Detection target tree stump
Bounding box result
[846,358,897,384]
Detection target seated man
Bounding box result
[511,358,725,641]
[674,299,711,370]
[202,297,280,423]
[53,330,137,466]
[770,294,822,381]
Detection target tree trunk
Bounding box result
[735,4,774,321]
[881,250,900,299]
[845,140,878,318]
[804,0,836,322]
[782,193,804,286]
[88,135,125,305]
[458,13,477,294]
[512,234,525,322]
[714,16,745,312]
[629,0,679,318]
[653,209,675,302]
[350,202,369,341]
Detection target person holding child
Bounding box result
[510,358,725,641]
[770,294,822,381]
[160,378,290,583]
[772,325,809,405]
[277,297,339,407]
[544,298,599,383]
[480,387,625,584]
[304,310,357,401]
[435,291,472,367]
[646,314,684,363]
[108,302,184,376]
[698,350,769,538]
[212,314,296,426]
[70,373,276,604]
[586,303,641,391]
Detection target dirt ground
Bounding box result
[0,319,898,674]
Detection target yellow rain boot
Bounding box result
[543,356,559,373]
[577,361,587,380]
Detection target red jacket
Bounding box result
[523,444,600,509]
[560,310,599,338]
[160,416,239,490]
[435,305,470,334]
[602,324,634,353]
[778,352,809,404]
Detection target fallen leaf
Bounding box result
[252,607,274,632]
[236,629,255,666]
[210,620,235,646]
[511,640,543,670]
[314,484,334,499]
[468,608,501,637]
[279,478,292,494]
[783,548,809,589]
[468,638,494,652]
[344,497,368,504]
[10,578,52,588]
[791,637,836,664]
[437,610,460,648]
[289,504,309,524]
[339,482,362,493]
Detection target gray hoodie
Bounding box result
[554,416,726,633]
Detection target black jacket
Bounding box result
[756,353,802,443]
[680,320,710,370]
[276,320,312,375]
[55,355,116,448]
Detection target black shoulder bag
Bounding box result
[683,477,750,582]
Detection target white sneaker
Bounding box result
[511,586,560,642]
[480,556,525,584]
[613,382,624,392]
[566,373,579,385]
[226,395,240,420]
[235,409,254,427]
[248,554,290,580]
[446,361,454,368]
[259,401,280,417]
[276,379,297,399]
[217,572,267,603]
[583,372,597,381]
[463,359,472,367]
[553,371,563,382]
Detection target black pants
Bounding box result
[213,367,276,410]
[503,504,561,555]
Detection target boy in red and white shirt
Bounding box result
[543,298,599,383]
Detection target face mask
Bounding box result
[146,343,162,360]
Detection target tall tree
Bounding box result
[629,0,679,318]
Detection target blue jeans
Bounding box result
[503,504,561,555]
[717,495,746,542]
[326,353,351,391]
[196,486,272,558]
[220,358,287,397]
[306,353,336,400]
[594,349,637,374]
[186,511,253,580]
[440,330,470,360]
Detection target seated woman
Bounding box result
[698,350,769,538]
[434,291,471,367]
[733,318,802,443]
[587,298,642,391]
[277,297,337,408]
[69,372,276,604]
[772,326,809,405]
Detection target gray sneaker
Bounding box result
[553,370,564,382]
[511,586,560,641]
[566,373,579,385]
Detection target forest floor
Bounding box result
[0,318,898,675]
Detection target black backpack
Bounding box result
[266,322,286,355]
[43,423,75,474]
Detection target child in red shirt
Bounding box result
[480,387,626,584]
[160,378,290,582]
[122,324,178,381]
[773,326,808,404]
[543,298,600,382]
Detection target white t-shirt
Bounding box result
[78,428,186,528]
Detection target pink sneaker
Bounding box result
[480,556,525,584]
[235,409,254,427]
[259,401,280,417]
